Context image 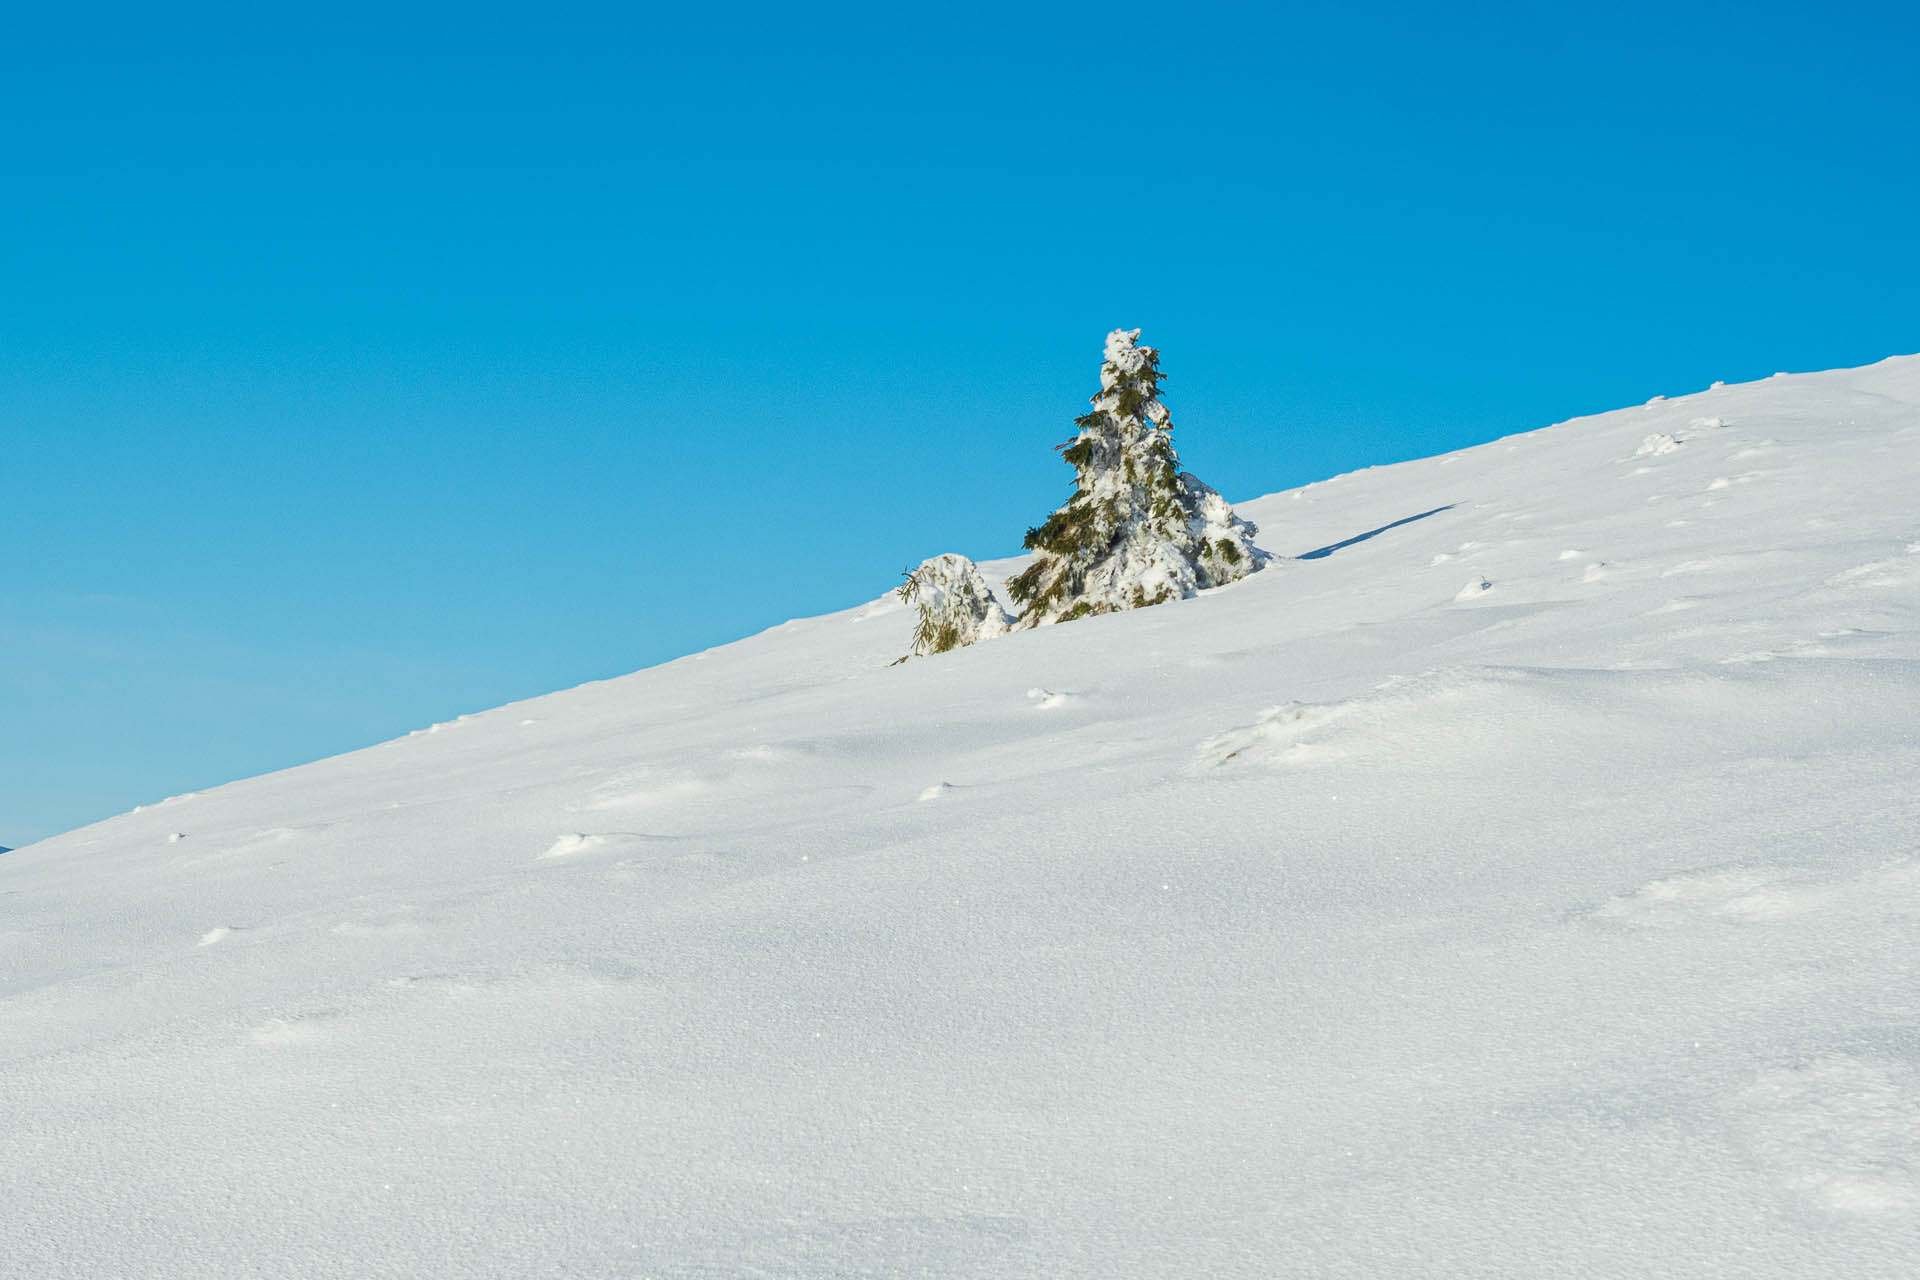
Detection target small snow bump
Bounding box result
[1733,1055,1920,1217]
[1026,687,1073,710]
[1707,477,1731,491]
[1828,557,1915,589]
[917,782,956,802]
[249,1017,329,1047]
[197,927,234,947]
[1636,433,1682,457]
[540,831,660,859]
[167,832,187,844]
[1454,577,1493,601]
[1557,549,1582,561]
[1595,867,1814,928]
[1709,380,1726,389]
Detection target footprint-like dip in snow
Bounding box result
[1730,1054,1920,1217]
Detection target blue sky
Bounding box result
[4,1,1916,846]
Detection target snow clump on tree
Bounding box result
[1006,328,1262,626]
[896,554,1015,660]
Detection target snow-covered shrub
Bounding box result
[1007,328,1262,626]
[897,554,1014,660]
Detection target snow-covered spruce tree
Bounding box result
[896,554,1014,660]
[1006,328,1261,626]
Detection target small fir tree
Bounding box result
[1006,328,1261,626]
[896,554,1014,661]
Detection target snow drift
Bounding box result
[5,355,1920,1277]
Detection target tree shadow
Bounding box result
[1294,505,1455,560]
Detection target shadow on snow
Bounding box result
[1294,505,1455,561]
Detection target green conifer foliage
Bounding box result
[896,554,1014,661]
[1007,328,1261,626]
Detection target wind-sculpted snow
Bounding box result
[5,356,1920,1276]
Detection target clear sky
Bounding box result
[4,1,1916,847]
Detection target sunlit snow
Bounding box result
[5,356,1919,1276]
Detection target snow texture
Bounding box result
[5,354,1920,1276]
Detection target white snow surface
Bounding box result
[7,356,1920,1276]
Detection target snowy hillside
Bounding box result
[6,357,1920,1277]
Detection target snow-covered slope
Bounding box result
[6,358,1920,1277]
